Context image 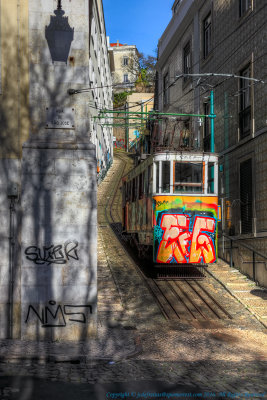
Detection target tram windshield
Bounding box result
[162,161,170,193]
[174,162,202,193]
[153,156,218,195]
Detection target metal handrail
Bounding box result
[220,233,267,283]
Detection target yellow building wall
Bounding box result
[127,92,154,145]
[0,0,29,158]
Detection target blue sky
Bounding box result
[102,0,174,56]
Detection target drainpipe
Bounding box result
[7,183,18,339]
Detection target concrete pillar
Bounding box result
[17,0,98,341]
[21,132,97,341]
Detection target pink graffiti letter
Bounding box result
[189,216,216,263]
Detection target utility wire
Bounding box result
[164,51,266,113]
[72,7,266,118]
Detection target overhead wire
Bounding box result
[167,3,267,81]
[164,51,266,114]
[74,5,266,123]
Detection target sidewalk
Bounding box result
[0,325,141,364]
[208,258,267,329]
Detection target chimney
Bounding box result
[117,40,119,47]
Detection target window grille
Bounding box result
[239,0,252,17]
[240,158,252,233]
[239,64,251,139]
[163,73,169,105]
[203,13,212,59]
[183,42,191,80]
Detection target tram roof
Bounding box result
[153,151,218,162]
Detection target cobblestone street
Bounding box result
[0,152,266,400]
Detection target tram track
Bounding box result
[103,150,233,323]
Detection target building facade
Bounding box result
[156,0,267,285]
[108,40,139,91]
[89,2,113,179]
[108,41,155,152]
[127,92,154,152]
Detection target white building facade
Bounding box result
[89,1,113,179]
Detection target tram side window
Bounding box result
[144,169,147,195]
[147,165,151,195]
[139,173,143,199]
[155,162,159,192]
[208,162,215,194]
[128,181,130,201]
[123,182,127,206]
[135,176,139,201]
[174,162,203,193]
[131,179,135,202]
[162,161,170,193]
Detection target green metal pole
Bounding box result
[209,90,215,193]
[224,92,229,197]
[139,102,144,151]
[210,90,215,153]
[99,123,146,127]
[94,116,151,121]
[125,103,129,152]
[224,92,229,150]
[100,110,213,118]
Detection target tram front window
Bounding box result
[162,161,170,193]
[174,162,203,193]
[156,162,159,192]
[208,162,215,194]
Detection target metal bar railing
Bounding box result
[220,233,267,282]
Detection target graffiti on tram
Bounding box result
[153,196,218,264]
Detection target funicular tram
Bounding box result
[122,150,219,277]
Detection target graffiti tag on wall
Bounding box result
[25,300,93,327]
[155,212,216,264]
[24,240,79,265]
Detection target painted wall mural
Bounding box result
[153,196,218,264]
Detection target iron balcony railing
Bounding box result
[219,233,267,283]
